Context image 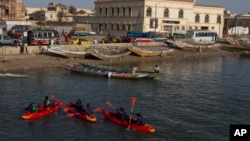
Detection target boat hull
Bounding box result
[22,100,63,120]
[102,109,155,133]
[128,46,174,57]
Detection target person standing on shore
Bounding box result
[132,65,138,74]
[154,65,160,73]
[24,41,28,54]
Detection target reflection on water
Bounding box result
[0,56,250,141]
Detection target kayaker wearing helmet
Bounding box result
[136,113,145,125]
[85,103,93,116]
[43,96,51,109]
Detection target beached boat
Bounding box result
[165,39,218,50]
[239,40,250,48]
[67,64,149,79]
[41,46,86,58]
[90,48,131,60]
[128,46,174,57]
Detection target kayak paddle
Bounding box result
[127,96,136,130]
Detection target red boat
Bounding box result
[22,100,63,120]
[64,102,97,122]
[102,109,155,133]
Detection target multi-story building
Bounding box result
[0,0,24,21]
[75,0,224,37]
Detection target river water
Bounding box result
[0,56,250,141]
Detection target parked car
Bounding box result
[0,34,15,46]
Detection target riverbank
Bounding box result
[1,43,247,74]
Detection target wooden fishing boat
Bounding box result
[128,46,174,57]
[67,64,149,79]
[83,63,160,79]
[0,73,28,78]
[41,46,86,58]
[165,39,218,50]
[239,40,250,48]
[90,48,131,60]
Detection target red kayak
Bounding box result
[22,100,63,120]
[64,102,97,122]
[102,109,155,133]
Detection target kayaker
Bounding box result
[75,98,83,112]
[43,96,51,109]
[28,102,37,113]
[154,65,160,73]
[120,108,128,120]
[85,103,93,116]
[136,113,145,125]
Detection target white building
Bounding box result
[75,0,224,37]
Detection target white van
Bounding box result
[0,34,15,46]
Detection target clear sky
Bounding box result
[23,0,250,14]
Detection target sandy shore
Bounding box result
[0,44,246,73]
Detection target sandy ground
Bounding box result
[0,44,247,73]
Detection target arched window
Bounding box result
[217,15,221,23]
[205,15,209,23]
[179,9,184,18]
[146,7,152,17]
[164,8,169,17]
[195,14,200,23]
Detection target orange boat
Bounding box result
[21,100,63,120]
[64,102,97,122]
[102,109,155,133]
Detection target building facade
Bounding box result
[0,0,24,21]
[75,0,224,37]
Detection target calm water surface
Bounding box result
[0,56,250,141]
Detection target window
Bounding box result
[146,7,152,17]
[99,8,102,16]
[105,8,108,17]
[195,14,200,23]
[123,7,126,16]
[129,7,132,17]
[179,9,183,18]
[217,15,221,24]
[205,15,209,23]
[164,8,169,17]
[117,7,120,16]
[112,8,114,17]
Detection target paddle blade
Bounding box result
[64,107,69,112]
[51,95,55,99]
[106,101,113,107]
[131,97,136,106]
[67,113,75,117]
[93,107,102,112]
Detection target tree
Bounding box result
[57,11,64,22]
[77,10,86,14]
[68,6,77,14]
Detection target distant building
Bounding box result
[224,14,250,36]
[75,0,224,37]
[0,0,25,21]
